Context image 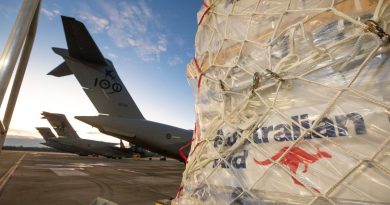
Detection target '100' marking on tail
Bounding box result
[94,78,122,93]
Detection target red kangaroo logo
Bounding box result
[254,146,331,192]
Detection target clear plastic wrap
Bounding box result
[174,0,390,204]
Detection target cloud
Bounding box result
[79,12,109,33]
[79,0,168,62]
[41,7,60,20]
[124,34,167,61]
[107,52,118,59]
[168,55,183,66]
[7,128,38,139]
[175,36,186,47]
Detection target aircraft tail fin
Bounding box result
[41,111,80,139]
[120,139,125,149]
[36,127,57,141]
[48,16,144,119]
[61,16,107,65]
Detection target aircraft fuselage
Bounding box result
[75,115,193,161]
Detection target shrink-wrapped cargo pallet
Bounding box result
[174,0,390,204]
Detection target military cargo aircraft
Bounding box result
[39,111,132,158]
[37,127,92,156]
[49,16,193,162]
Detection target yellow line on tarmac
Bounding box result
[0,153,26,193]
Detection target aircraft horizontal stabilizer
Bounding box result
[47,62,72,77]
[52,47,69,57]
[75,115,136,140]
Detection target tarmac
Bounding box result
[0,150,184,205]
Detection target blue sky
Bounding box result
[0,0,201,143]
